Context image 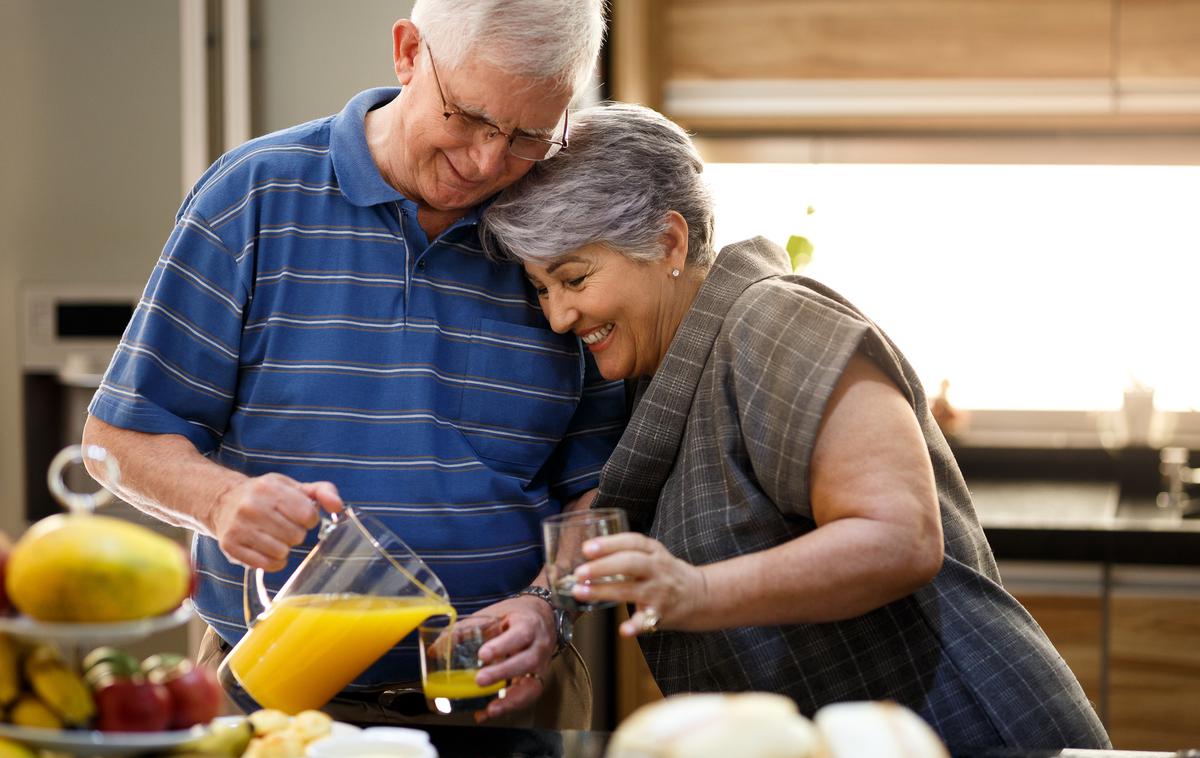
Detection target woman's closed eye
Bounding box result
[564,275,587,289]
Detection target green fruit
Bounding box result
[142,652,186,675]
[83,646,141,678]
[174,717,253,756]
[6,513,189,622]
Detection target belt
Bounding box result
[326,685,431,721]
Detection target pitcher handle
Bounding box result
[242,567,271,627]
[241,509,343,626]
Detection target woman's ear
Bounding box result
[393,20,420,85]
[660,211,690,273]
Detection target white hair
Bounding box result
[480,102,716,269]
[411,0,607,97]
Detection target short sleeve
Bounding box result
[88,206,251,455]
[542,354,626,502]
[725,280,869,519]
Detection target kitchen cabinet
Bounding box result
[1003,562,1106,711]
[1107,566,1200,751]
[613,559,1200,748]
[1003,562,1200,751]
[614,606,663,722]
[611,0,1200,132]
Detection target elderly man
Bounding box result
[82,0,621,727]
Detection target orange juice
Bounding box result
[227,593,454,714]
[422,669,505,700]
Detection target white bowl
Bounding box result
[306,726,436,758]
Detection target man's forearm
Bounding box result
[81,415,245,536]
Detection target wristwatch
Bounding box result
[517,585,573,656]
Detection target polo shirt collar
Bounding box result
[332,87,409,208]
[331,87,487,237]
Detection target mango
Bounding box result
[6,513,189,622]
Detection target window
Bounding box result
[705,163,1200,414]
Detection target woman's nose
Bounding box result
[543,294,578,334]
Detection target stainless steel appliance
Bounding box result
[20,283,195,659]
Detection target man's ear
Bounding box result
[661,210,690,273]
[393,19,420,85]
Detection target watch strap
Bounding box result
[516,585,571,655]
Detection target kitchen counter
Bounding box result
[970,480,1200,565]
[367,724,1189,758]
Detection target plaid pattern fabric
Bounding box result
[594,237,1110,750]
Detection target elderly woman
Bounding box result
[479,103,1109,750]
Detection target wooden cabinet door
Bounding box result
[665,0,1113,81]
[1001,561,1105,712]
[1118,0,1200,81]
[613,0,1200,130]
[614,605,664,722]
[1108,566,1200,751]
[1011,593,1105,709]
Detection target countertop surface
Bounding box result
[969,479,1200,564]
[384,724,1189,758]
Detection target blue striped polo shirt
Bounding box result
[89,88,625,687]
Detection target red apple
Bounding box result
[143,654,221,729]
[93,675,171,732]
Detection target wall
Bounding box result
[0,0,182,538]
[254,0,413,135]
[0,0,419,539]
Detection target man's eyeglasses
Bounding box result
[425,42,568,162]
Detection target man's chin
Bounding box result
[431,185,491,212]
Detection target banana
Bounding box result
[8,693,63,729]
[0,634,20,707]
[23,644,95,726]
[0,737,37,758]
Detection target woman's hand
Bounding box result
[572,533,709,637]
[471,595,556,722]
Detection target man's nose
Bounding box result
[469,136,510,177]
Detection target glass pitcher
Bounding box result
[217,507,453,714]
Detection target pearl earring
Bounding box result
[670,268,681,278]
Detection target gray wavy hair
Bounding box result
[412,0,607,97]
[480,102,716,268]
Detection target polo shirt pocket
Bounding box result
[457,318,582,481]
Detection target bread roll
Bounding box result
[607,692,826,758]
[607,695,949,758]
[815,701,950,758]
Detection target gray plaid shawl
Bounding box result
[594,237,1109,750]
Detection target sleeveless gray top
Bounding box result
[594,237,1109,750]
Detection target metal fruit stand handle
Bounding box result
[0,445,193,648]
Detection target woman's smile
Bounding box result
[579,322,615,349]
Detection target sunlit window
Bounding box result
[705,164,1200,412]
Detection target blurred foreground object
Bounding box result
[607,692,948,758]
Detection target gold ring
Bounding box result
[641,607,661,633]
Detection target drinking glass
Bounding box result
[418,614,506,715]
[542,507,630,612]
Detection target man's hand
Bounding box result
[209,474,343,571]
[472,594,557,722]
